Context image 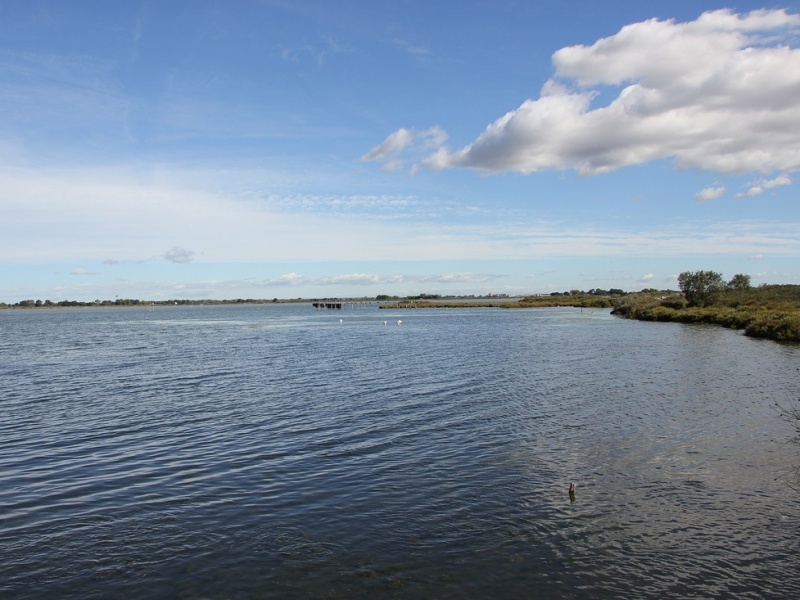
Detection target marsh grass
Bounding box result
[382,286,800,342]
[381,295,614,310]
[612,285,800,342]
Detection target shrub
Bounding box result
[678,270,725,307]
[660,295,688,310]
[745,314,800,341]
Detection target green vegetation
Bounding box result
[677,270,726,307]
[380,293,616,310]
[5,277,798,343]
[0,298,305,309]
[612,274,800,343]
[511,294,616,308]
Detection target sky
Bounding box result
[1,0,800,302]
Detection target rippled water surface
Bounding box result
[2,304,799,598]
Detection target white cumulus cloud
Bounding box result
[369,9,800,179]
[695,186,727,202]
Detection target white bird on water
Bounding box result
[397,319,402,325]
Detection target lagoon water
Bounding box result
[1,303,799,599]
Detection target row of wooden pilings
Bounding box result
[311,301,378,310]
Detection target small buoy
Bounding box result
[339,319,343,324]
[397,319,402,325]
[383,321,387,326]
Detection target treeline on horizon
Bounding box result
[4,274,800,344]
[2,287,645,309]
[2,283,798,310]
[1,298,286,308]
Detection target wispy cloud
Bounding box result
[361,128,415,161]
[262,271,501,287]
[367,9,800,180]
[394,39,431,58]
[270,272,402,287]
[2,166,800,267]
[417,272,500,284]
[70,268,99,276]
[360,126,448,170]
[163,247,196,264]
[278,36,351,65]
[736,174,792,197]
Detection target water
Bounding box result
[1,304,799,599]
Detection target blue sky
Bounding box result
[2,0,799,301]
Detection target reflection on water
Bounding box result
[1,304,799,598]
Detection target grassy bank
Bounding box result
[380,294,614,309]
[381,286,800,343]
[611,285,800,343]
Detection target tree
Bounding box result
[728,273,752,291]
[677,270,725,307]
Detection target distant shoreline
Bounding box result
[4,290,798,344]
[0,294,557,310]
